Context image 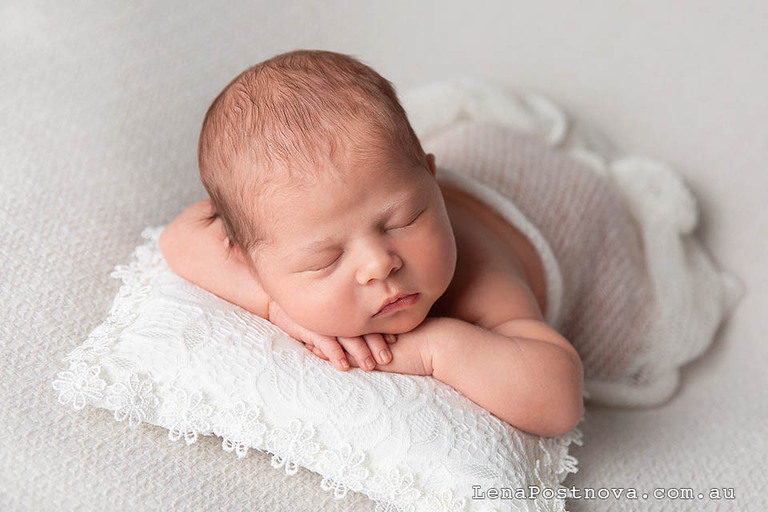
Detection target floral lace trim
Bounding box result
[52,227,582,512]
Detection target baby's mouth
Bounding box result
[374,293,420,317]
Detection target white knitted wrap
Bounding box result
[402,81,742,407]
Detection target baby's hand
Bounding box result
[369,318,439,377]
[334,333,397,371]
[267,299,395,372]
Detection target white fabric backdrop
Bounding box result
[2,1,765,511]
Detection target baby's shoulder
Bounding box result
[432,218,545,329]
[439,266,545,331]
[435,184,547,328]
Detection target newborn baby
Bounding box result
[159,49,584,437]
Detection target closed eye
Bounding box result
[305,254,341,273]
[387,208,425,231]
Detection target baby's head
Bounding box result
[198,50,456,337]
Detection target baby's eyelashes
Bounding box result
[385,208,425,232]
[305,254,342,273]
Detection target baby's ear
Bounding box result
[426,153,436,176]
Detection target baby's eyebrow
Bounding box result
[296,189,425,253]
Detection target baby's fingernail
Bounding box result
[385,334,397,343]
[340,358,349,370]
[365,357,375,371]
[379,349,391,364]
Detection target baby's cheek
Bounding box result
[418,225,456,290]
[290,283,360,335]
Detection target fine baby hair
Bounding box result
[197,49,428,262]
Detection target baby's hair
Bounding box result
[198,49,427,263]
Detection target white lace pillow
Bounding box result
[53,227,582,512]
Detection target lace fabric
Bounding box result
[53,227,582,512]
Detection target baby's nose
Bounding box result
[355,243,402,284]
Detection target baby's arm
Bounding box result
[384,316,583,437]
[434,317,582,437]
[377,272,583,437]
[159,199,271,318]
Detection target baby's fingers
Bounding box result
[336,334,393,370]
[337,336,376,371]
[363,333,393,366]
[313,336,351,371]
[305,343,329,361]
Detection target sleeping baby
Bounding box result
[159,49,583,437]
[159,49,734,439]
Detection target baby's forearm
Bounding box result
[428,317,583,437]
[159,201,270,319]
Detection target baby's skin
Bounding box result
[160,148,583,437]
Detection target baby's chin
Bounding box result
[307,308,425,339]
[308,293,439,338]
[353,307,430,338]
